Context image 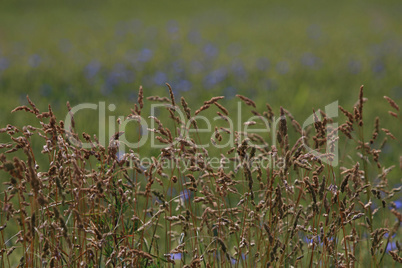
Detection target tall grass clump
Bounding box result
[0,84,401,267]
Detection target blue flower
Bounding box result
[384,233,396,239]
[171,60,184,74]
[301,52,321,69]
[167,20,179,34]
[138,48,153,62]
[302,235,332,246]
[113,63,134,83]
[203,43,219,58]
[386,242,396,252]
[28,54,41,68]
[101,64,133,95]
[372,60,385,74]
[116,151,125,161]
[153,71,168,86]
[85,60,101,80]
[230,254,247,264]
[303,236,316,244]
[223,86,237,99]
[204,67,227,89]
[348,60,361,74]
[170,253,182,260]
[176,79,192,92]
[180,189,191,202]
[231,59,247,79]
[394,200,402,209]
[0,57,9,71]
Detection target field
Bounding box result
[0,0,401,267]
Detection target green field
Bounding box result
[0,1,401,121]
[0,0,401,267]
[1,0,401,171]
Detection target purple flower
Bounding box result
[176,79,192,92]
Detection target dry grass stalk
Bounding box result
[0,85,399,267]
[236,94,256,108]
[195,104,210,115]
[384,96,400,111]
[166,83,176,107]
[138,85,144,109]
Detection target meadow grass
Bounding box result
[0,1,401,266]
[0,85,401,267]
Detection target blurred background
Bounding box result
[0,0,401,163]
